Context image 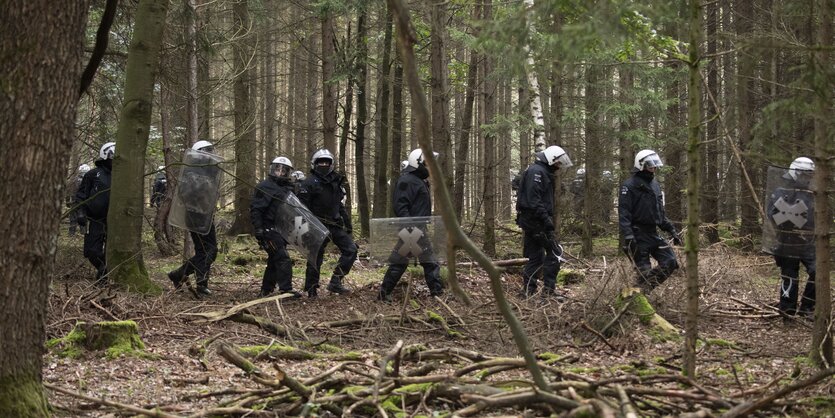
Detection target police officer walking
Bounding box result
[378,149,445,302]
[74,143,115,285]
[151,166,167,208]
[251,157,303,298]
[168,141,221,296]
[68,164,91,236]
[766,157,816,316]
[619,149,681,294]
[516,145,573,298]
[298,149,356,297]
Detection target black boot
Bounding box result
[168,265,187,289]
[377,288,393,303]
[327,277,351,295]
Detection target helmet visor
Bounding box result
[555,153,573,168]
[640,154,663,169]
[271,163,292,177]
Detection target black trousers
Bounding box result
[380,236,443,295]
[187,223,218,286]
[304,226,357,291]
[83,218,107,279]
[261,230,294,293]
[521,229,561,294]
[775,255,816,314]
[625,230,678,289]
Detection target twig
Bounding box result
[581,322,618,351]
[721,367,835,417]
[617,384,639,418]
[45,383,184,418]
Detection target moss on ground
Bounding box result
[48,321,152,360]
[0,372,50,418]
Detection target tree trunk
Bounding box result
[454,3,480,216]
[683,0,703,378]
[702,0,720,243]
[107,0,169,294]
[482,0,496,256]
[808,0,833,368]
[389,57,404,217]
[581,64,601,258]
[355,5,370,237]
[0,2,90,415]
[154,83,177,256]
[322,7,337,152]
[372,5,393,218]
[430,0,453,196]
[736,0,759,247]
[264,6,277,166]
[228,0,256,236]
[306,31,319,158]
[522,0,547,151]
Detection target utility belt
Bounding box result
[631,223,658,234]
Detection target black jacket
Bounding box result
[515,161,555,230]
[618,170,675,240]
[393,170,432,217]
[298,169,351,230]
[74,160,112,220]
[250,176,295,231]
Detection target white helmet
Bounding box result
[157,165,165,171]
[788,157,814,180]
[78,164,91,174]
[407,148,439,168]
[400,160,409,170]
[192,140,214,152]
[99,142,116,160]
[536,145,572,168]
[634,149,663,170]
[311,149,335,173]
[576,167,586,177]
[270,156,293,177]
[290,170,306,181]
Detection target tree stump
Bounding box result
[613,288,679,341]
[48,321,149,359]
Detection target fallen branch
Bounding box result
[721,367,835,417]
[45,383,184,418]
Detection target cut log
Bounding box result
[47,320,149,359]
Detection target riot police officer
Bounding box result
[74,143,115,285]
[516,145,572,298]
[167,141,221,296]
[68,164,91,236]
[251,157,303,298]
[619,149,681,294]
[378,149,445,302]
[151,166,167,208]
[298,149,357,297]
[767,157,816,316]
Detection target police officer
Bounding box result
[516,145,572,298]
[167,141,220,296]
[74,143,115,285]
[298,149,356,297]
[251,157,303,298]
[768,157,816,316]
[151,166,167,208]
[619,149,681,294]
[378,149,444,302]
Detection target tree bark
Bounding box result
[683,0,703,378]
[0,2,90,415]
[582,64,602,257]
[107,0,170,293]
[453,2,480,216]
[355,4,371,237]
[389,56,404,217]
[228,0,256,236]
[481,0,496,256]
[736,0,760,247]
[372,5,393,218]
[702,0,720,243]
[431,0,453,199]
[322,6,337,152]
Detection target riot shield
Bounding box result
[368,216,447,266]
[761,165,815,258]
[169,149,225,234]
[274,192,329,264]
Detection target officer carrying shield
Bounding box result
[619,149,681,294]
[68,164,91,236]
[251,157,304,298]
[74,143,115,285]
[766,157,816,316]
[297,149,356,297]
[377,149,445,302]
[516,145,572,298]
[167,141,222,296]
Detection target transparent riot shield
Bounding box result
[761,165,815,259]
[169,149,225,234]
[274,192,330,264]
[368,216,447,266]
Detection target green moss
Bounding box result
[713,368,731,377]
[109,253,162,295]
[635,366,668,377]
[425,310,462,338]
[393,383,435,393]
[410,299,419,309]
[557,268,585,285]
[308,343,341,353]
[238,344,316,360]
[537,352,563,364]
[567,366,600,374]
[705,338,737,349]
[49,321,151,360]
[0,372,49,417]
[48,326,87,358]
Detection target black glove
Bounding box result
[622,237,637,257]
[671,231,683,246]
[254,229,271,251]
[543,217,555,232]
[76,211,87,228]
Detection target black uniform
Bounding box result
[74,159,112,283]
[251,176,297,295]
[151,173,167,207]
[618,169,679,293]
[767,174,816,315]
[515,160,561,295]
[379,167,444,298]
[168,153,220,293]
[67,172,85,236]
[298,169,357,295]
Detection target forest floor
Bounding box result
[44,219,835,417]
